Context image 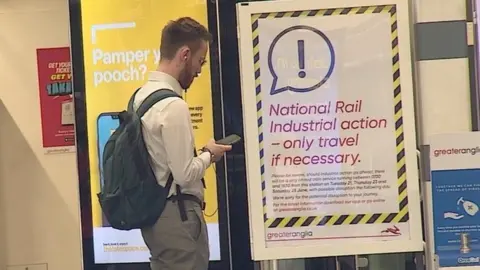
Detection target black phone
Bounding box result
[216,134,242,145]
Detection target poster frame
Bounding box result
[236,0,423,261]
[423,132,480,270]
[35,46,76,154]
[68,0,232,269]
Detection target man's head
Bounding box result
[159,17,212,90]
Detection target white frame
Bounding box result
[424,132,480,270]
[236,0,423,261]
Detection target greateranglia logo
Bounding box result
[458,257,480,264]
[432,146,480,157]
[267,230,313,240]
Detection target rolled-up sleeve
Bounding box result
[161,99,211,187]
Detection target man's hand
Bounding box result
[205,139,232,162]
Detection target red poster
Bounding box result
[36,47,75,154]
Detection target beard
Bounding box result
[179,61,195,90]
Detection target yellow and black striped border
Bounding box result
[251,5,409,229]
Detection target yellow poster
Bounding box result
[80,0,220,263]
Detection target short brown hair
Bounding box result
[160,17,212,60]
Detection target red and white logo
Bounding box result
[381,225,401,235]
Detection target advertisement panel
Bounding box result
[428,132,480,270]
[78,0,220,263]
[236,0,422,260]
[36,47,75,154]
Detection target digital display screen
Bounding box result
[77,0,221,263]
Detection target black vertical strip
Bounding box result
[467,0,474,21]
[468,0,480,130]
[219,0,255,269]
[206,0,232,268]
[69,0,96,269]
[469,45,480,131]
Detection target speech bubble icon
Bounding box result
[267,25,335,95]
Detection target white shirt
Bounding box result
[133,71,211,201]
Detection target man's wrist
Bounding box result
[200,147,214,163]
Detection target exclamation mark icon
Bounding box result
[297,40,306,78]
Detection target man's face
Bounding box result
[179,40,208,90]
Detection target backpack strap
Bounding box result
[127,88,182,116]
[165,173,174,193]
[127,87,142,113]
[136,89,182,118]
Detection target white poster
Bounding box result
[425,133,480,270]
[237,0,423,260]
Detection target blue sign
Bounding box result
[432,168,480,267]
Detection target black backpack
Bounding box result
[98,88,181,230]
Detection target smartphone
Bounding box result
[97,112,121,227]
[97,112,121,188]
[216,134,242,145]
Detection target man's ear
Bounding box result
[178,46,190,61]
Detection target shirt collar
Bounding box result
[148,71,183,95]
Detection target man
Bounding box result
[134,17,231,270]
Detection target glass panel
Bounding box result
[366,254,406,270]
[277,259,306,270]
[274,257,337,270]
[338,256,356,270]
[358,253,419,270]
[270,254,417,270]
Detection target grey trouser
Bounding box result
[141,199,209,270]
